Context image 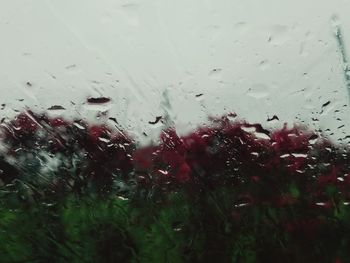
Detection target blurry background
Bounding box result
[1,0,350,144]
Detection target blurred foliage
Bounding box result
[1,111,350,262]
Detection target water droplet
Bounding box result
[246,84,269,99]
[209,68,223,79]
[267,25,290,46]
[148,116,162,125]
[87,97,111,104]
[234,22,249,34]
[267,115,279,122]
[47,105,66,111]
[258,60,270,71]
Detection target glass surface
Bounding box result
[1,1,350,262]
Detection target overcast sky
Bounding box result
[1,0,350,144]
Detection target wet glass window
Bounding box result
[1,1,350,262]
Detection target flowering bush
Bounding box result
[0,111,350,262]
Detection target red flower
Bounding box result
[10,111,39,137]
[275,194,296,207]
[284,218,322,240]
[317,166,340,187]
[175,162,191,183]
[88,125,109,143]
[271,124,311,154]
[49,117,69,127]
[133,146,157,170]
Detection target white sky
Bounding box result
[1,0,350,144]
